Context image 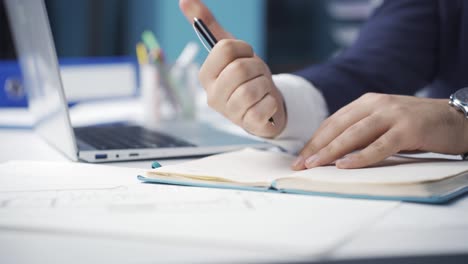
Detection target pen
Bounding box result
[192,17,276,126]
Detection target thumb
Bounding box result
[179,0,234,40]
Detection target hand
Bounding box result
[179,0,286,138]
[292,93,468,170]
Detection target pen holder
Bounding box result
[139,62,201,125]
[169,62,200,120]
[140,64,162,126]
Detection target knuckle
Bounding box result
[322,141,338,156]
[362,93,392,104]
[206,93,219,109]
[198,69,209,88]
[242,117,258,133]
[252,58,265,71]
[259,76,271,92]
[388,102,402,110]
[399,117,414,131]
[218,39,238,60]
[238,40,254,56]
[224,97,237,114]
[230,59,250,79]
[361,92,377,101]
[225,106,242,124]
[377,93,395,104]
[239,85,257,104]
[301,141,318,157]
[246,108,264,124]
[347,122,363,135]
[264,93,277,110]
[320,118,332,129]
[372,139,387,154]
[389,132,403,148]
[270,97,279,114]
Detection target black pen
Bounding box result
[193,17,276,126]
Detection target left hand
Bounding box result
[292,93,468,170]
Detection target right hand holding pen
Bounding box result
[179,0,286,138]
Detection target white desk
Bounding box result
[1,126,468,263]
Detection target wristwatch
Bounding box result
[449,87,468,160]
[449,87,468,118]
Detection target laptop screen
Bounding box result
[5,0,78,161]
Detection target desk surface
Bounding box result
[1,128,468,264]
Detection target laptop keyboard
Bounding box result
[74,125,196,150]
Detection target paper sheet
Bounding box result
[0,160,141,192]
[0,159,400,257]
[0,183,399,256]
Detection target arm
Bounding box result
[297,0,440,114]
[290,1,468,169]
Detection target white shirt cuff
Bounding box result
[272,73,329,144]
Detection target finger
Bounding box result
[336,129,402,169]
[179,0,233,39]
[199,39,254,84]
[304,115,390,169]
[242,94,277,133]
[213,58,265,106]
[293,107,371,170]
[225,76,269,124]
[301,92,375,151]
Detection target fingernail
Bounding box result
[305,154,319,166]
[292,155,304,168]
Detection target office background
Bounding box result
[0,0,376,106]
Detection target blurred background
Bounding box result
[0,0,379,107]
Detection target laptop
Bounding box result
[4,0,270,162]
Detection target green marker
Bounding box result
[142,30,164,62]
[142,30,160,51]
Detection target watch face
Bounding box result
[454,87,468,105]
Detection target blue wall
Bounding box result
[46,0,266,64]
[151,0,266,64]
[1,0,266,107]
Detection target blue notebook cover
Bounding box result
[137,174,468,204]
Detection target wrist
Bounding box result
[459,111,468,157]
[446,98,468,156]
[272,73,329,143]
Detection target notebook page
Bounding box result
[147,148,296,184]
[289,156,468,184]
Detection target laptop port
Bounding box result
[95,154,107,160]
[129,153,139,157]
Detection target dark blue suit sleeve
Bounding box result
[295,0,439,114]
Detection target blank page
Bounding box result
[289,155,468,184]
[147,148,295,184]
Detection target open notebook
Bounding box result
[138,148,468,203]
